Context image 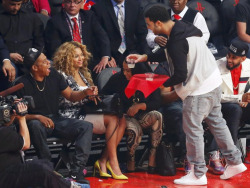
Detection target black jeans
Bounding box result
[160,100,185,156]
[0,160,71,188]
[27,116,93,169]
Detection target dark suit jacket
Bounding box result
[45,9,111,69]
[0,35,10,65]
[92,0,150,56]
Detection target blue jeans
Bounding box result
[183,87,242,178]
[27,115,93,169]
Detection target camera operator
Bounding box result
[0,100,88,188]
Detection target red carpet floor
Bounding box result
[86,164,250,188]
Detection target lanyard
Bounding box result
[64,11,83,42]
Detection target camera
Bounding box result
[0,95,35,124]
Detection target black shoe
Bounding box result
[148,166,156,174]
[70,168,89,184]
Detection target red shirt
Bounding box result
[230,64,242,95]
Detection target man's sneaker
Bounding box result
[244,147,250,164]
[184,158,191,174]
[70,168,89,184]
[174,165,207,185]
[70,181,90,188]
[208,151,225,175]
[220,163,247,179]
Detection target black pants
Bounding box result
[27,116,93,169]
[160,100,186,156]
[0,160,70,188]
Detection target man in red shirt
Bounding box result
[208,40,250,167]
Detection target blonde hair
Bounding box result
[53,41,94,86]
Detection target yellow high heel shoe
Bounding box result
[106,161,128,180]
[93,160,112,178]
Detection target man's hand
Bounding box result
[2,60,16,82]
[107,57,117,68]
[161,89,179,104]
[4,100,27,127]
[93,56,109,73]
[154,36,168,47]
[240,102,248,108]
[40,9,49,17]
[37,115,54,129]
[15,102,28,120]
[10,53,23,63]
[242,93,250,103]
[126,54,148,64]
[84,86,99,104]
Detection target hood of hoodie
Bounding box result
[169,20,203,42]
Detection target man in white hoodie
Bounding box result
[127,5,247,186]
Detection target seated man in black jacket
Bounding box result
[15,48,97,184]
[0,0,44,76]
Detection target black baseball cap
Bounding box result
[228,40,249,57]
[23,48,42,70]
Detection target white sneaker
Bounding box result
[220,163,247,180]
[174,165,207,185]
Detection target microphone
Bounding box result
[0,83,24,97]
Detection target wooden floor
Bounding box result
[86,164,250,188]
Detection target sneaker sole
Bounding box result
[174,180,207,185]
[220,164,247,180]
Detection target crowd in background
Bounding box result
[0,0,250,187]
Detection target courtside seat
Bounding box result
[138,0,159,9]
[238,124,250,161]
[36,13,50,29]
[187,0,226,59]
[48,0,62,16]
[95,67,121,92]
[187,0,221,40]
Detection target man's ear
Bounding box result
[155,20,162,27]
[31,64,38,72]
[241,56,247,62]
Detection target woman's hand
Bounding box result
[85,86,100,105]
[127,103,146,117]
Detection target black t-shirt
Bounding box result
[235,0,250,35]
[16,68,68,115]
[0,126,24,171]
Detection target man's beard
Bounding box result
[226,62,241,70]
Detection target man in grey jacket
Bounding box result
[127,5,246,186]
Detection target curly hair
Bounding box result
[53,41,94,86]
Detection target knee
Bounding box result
[150,110,163,122]
[119,116,127,130]
[79,120,93,134]
[224,104,243,119]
